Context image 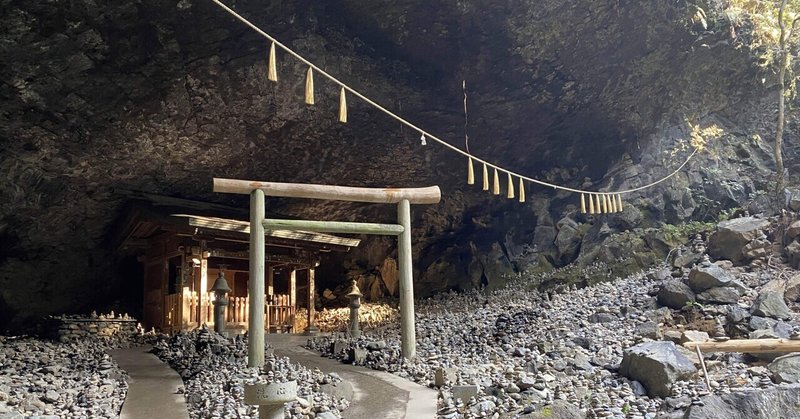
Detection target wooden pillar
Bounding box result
[266,266,273,332]
[199,251,208,326]
[248,189,266,367]
[397,199,416,360]
[304,268,318,335]
[289,269,297,307]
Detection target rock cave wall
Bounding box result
[0,0,792,329]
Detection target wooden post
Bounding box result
[248,189,266,367]
[304,268,318,335]
[266,266,273,332]
[397,199,416,360]
[199,256,208,325]
[289,269,296,308]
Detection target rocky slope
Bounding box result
[308,214,800,418]
[0,0,794,327]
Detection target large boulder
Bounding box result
[684,384,800,419]
[687,264,736,292]
[708,217,770,264]
[657,280,696,309]
[696,287,740,304]
[555,218,583,264]
[619,341,697,397]
[769,354,800,384]
[751,291,792,320]
[788,241,800,269]
[785,273,800,303]
[524,401,583,418]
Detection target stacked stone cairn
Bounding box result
[151,327,350,418]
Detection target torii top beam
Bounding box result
[213,178,441,205]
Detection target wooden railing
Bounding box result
[162,288,295,333]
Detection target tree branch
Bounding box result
[780,0,788,44]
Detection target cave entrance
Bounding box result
[113,196,360,334]
[213,177,441,363]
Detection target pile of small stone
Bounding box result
[308,254,800,419]
[151,327,349,418]
[48,311,147,347]
[313,303,398,333]
[0,335,128,418]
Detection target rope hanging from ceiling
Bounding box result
[210,0,700,215]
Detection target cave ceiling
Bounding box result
[0,0,766,323]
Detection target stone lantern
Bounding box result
[210,270,231,334]
[346,279,363,339]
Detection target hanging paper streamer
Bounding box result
[305,67,315,105]
[518,178,525,203]
[467,157,475,185]
[581,193,587,214]
[268,42,278,82]
[492,168,500,195]
[482,163,489,191]
[507,173,515,199]
[338,87,347,123]
[589,194,595,214]
[420,134,427,146]
[603,194,610,213]
[595,195,603,214]
[610,194,618,213]
[617,194,623,211]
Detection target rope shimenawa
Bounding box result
[210,0,698,207]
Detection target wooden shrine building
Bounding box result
[114,194,359,333]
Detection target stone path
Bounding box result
[108,345,189,419]
[268,335,437,419]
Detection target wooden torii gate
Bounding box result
[213,178,441,366]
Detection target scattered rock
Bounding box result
[685,384,800,418]
[634,321,662,340]
[784,274,800,302]
[658,281,696,309]
[451,385,480,403]
[769,354,800,384]
[696,287,740,304]
[750,291,792,320]
[680,331,710,345]
[708,217,770,264]
[687,264,736,292]
[619,341,697,397]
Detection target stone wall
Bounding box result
[48,315,141,343]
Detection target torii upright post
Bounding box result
[213,178,441,361]
[397,199,415,359]
[249,189,266,367]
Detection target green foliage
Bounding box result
[682,300,705,311]
[622,403,631,415]
[661,221,716,243]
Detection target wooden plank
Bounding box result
[263,219,404,236]
[214,178,441,205]
[684,339,800,353]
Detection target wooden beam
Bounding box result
[684,339,800,353]
[214,178,441,205]
[264,219,404,236]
